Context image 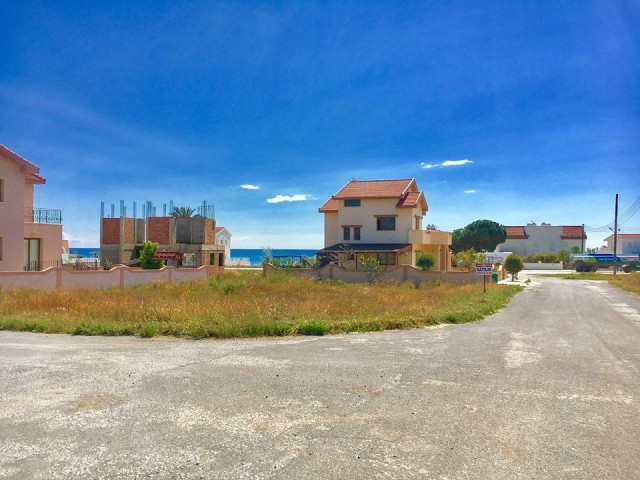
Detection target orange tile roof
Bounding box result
[561,226,587,239]
[318,198,339,213]
[26,172,46,184]
[604,233,640,241]
[333,179,414,198]
[397,191,421,207]
[506,226,528,239]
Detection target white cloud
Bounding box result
[420,159,473,169]
[240,184,260,190]
[464,190,477,194]
[442,159,473,167]
[266,194,309,204]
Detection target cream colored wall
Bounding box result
[24,182,34,209]
[23,223,63,265]
[0,156,26,271]
[324,212,339,247]
[497,225,582,255]
[0,265,209,290]
[335,198,414,244]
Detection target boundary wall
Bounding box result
[523,262,564,270]
[0,265,208,290]
[263,264,495,284]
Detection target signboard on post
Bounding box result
[476,263,493,293]
[475,263,493,276]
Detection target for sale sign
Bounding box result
[475,263,493,276]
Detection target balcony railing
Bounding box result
[25,208,63,224]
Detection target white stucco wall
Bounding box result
[496,225,583,255]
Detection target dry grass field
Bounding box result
[0,271,522,338]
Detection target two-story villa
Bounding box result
[317,178,452,270]
[0,145,63,272]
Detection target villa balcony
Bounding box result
[408,229,452,246]
[25,207,62,224]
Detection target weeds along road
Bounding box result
[1,276,639,479]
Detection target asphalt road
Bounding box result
[1,276,639,479]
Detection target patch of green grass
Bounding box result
[0,273,522,339]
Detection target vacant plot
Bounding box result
[0,271,521,338]
[558,272,640,295]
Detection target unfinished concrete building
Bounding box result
[100,215,225,271]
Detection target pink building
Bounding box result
[0,145,63,272]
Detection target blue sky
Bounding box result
[1,1,638,248]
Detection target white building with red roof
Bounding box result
[602,233,640,256]
[214,226,232,264]
[318,178,452,270]
[495,222,586,255]
[0,145,63,272]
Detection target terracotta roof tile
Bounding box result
[319,198,339,213]
[333,179,414,199]
[26,172,46,184]
[397,191,421,207]
[506,226,528,239]
[561,226,587,239]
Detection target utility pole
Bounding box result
[581,224,585,253]
[613,194,619,276]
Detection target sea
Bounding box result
[69,248,319,266]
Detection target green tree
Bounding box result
[171,206,196,217]
[416,252,436,271]
[139,241,164,269]
[504,253,524,281]
[359,255,383,282]
[570,246,581,254]
[452,220,507,253]
[452,248,486,270]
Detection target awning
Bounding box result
[317,243,412,254]
[153,251,183,260]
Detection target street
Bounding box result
[1,276,639,479]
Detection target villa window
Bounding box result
[0,178,4,202]
[343,227,350,241]
[344,199,361,207]
[376,253,396,266]
[0,236,3,261]
[376,216,396,231]
[354,227,361,241]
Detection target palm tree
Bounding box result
[171,206,196,218]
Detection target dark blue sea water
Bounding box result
[68,248,318,265]
[69,248,100,258]
[231,249,318,266]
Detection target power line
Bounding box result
[585,194,640,232]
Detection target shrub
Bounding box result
[139,241,164,270]
[529,252,560,263]
[261,247,273,265]
[359,255,383,282]
[416,252,436,271]
[297,320,329,336]
[103,259,114,271]
[504,253,524,281]
[222,282,240,295]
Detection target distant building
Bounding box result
[0,145,63,272]
[317,178,452,270]
[601,234,640,256]
[100,214,225,270]
[214,226,232,264]
[495,222,586,255]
